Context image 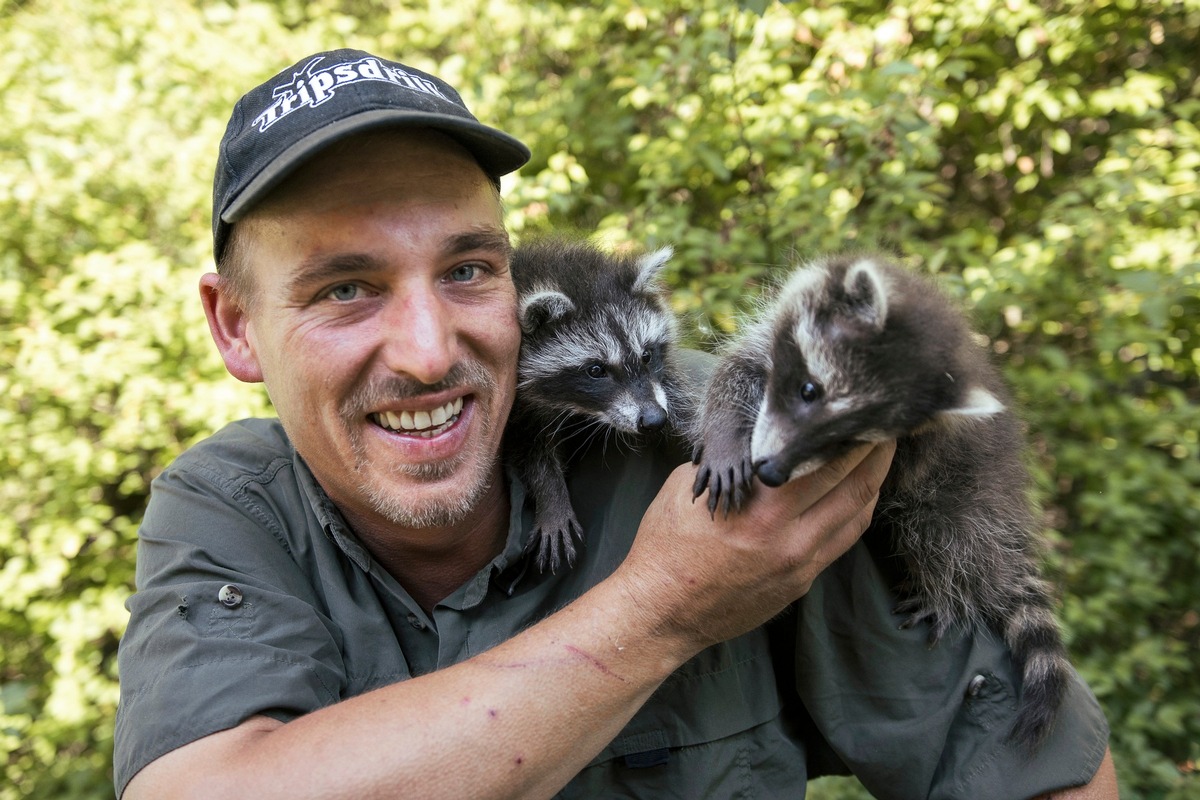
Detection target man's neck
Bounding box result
[341,477,512,614]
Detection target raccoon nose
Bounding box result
[755,458,789,487]
[637,406,668,433]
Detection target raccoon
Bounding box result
[691,252,1068,751]
[508,237,693,573]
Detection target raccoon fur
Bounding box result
[508,237,693,573]
[691,252,1068,751]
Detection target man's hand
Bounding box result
[616,441,895,657]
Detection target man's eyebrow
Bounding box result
[445,228,513,258]
[287,252,382,295]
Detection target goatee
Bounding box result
[343,360,502,528]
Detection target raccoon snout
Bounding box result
[755,458,790,487]
[637,405,668,433]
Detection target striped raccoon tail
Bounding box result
[1004,576,1071,752]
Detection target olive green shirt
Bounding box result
[115,418,1108,798]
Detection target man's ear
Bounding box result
[199,272,263,383]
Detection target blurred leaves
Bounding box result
[2,0,1198,797]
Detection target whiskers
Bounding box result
[557,413,631,465]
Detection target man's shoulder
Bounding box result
[192,416,291,453]
[145,418,306,516]
[140,417,316,567]
[165,417,293,482]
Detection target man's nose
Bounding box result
[379,287,458,385]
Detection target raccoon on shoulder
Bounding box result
[508,237,693,573]
[691,252,1069,751]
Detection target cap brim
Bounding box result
[221,109,531,224]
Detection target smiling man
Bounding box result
[114,49,1115,799]
[203,131,521,610]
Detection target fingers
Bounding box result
[805,456,884,564]
[787,442,885,512]
[782,441,894,586]
[726,441,889,528]
[822,440,894,515]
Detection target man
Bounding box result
[115,49,1115,798]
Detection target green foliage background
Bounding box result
[2,0,1196,797]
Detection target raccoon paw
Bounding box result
[893,597,951,647]
[526,516,583,574]
[692,453,755,517]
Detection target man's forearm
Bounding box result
[125,574,694,800]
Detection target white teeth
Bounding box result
[374,398,465,435]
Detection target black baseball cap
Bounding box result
[212,48,531,262]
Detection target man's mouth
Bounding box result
[370,397,465,438]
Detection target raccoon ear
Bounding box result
[632,246,674,294]
[842,258,889,331]
[938,385,1006,420]
[520,289,575,334]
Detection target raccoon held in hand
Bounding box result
[508,238,692,573]
[691,252,1068,751]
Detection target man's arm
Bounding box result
[124,443,893,800]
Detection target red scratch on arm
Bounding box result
[563,644,627,683]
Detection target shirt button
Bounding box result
[218,584,244,608]
[406,613,427,631]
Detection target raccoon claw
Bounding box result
[526,518,583,574]
[893,597,949,646]
[692,457,754,517]
[691,463,713,501]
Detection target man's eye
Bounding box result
[449,264,478,282]
[328,284,360,301]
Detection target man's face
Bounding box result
[230,131,520,533]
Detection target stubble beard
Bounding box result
[343,361,505,529]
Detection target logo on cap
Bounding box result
[252,55,451,133]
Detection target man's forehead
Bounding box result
[252,128,495,218]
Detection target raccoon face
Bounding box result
[751,255,1006,485]
[751,305,879,484]
[576,338,672,434]
[751,258,910,482]
[517,293,675,435]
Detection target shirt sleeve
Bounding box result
[114,453,347,797]
[787,531,1110,799]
